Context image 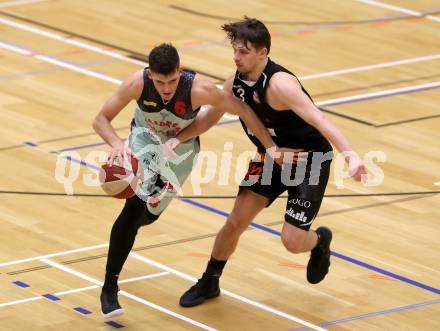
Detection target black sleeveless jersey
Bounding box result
[132,68,200,138]
[232,58,331,152]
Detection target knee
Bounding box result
[138,209,159,226]
[135,200,160,227]
[122,195,159,228]
[223,213,248,236]
[281,233,305,254]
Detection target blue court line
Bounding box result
[42,294,61,301]
[179,198,282,236]
[292,298,440,331]
[23,141,38,147]
[40,80,439,153]
[64,157,100,171]
[13,281,30,288]
[105,321,125,328]
[25,144,440,328]
[51,151,101,171]
[332,251,440,294]
[47,120,240,153]
[73,307,92,315]
[24,141,104,171]
[177,198,440,296]
[30,81,439,154]
[29,144,440,297]
[51,141,116,153]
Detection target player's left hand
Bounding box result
[347,154,367,182]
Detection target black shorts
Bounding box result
[238,151,332,230]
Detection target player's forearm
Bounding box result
[92,114,123,147]
[239,105,276,149]
[176,108,220,143]
[315,116,353,153]
[175,124,202,143]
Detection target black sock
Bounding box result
[204,256,227,277]
[103,195,159,291]
[103,273,119,292]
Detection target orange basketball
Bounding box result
[99,155,140,199]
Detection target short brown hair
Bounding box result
[149,43,180,75]
[222,17,271,53]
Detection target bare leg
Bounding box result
[280,222,318,254]
[212,190,268,260]
[281,221,333,284]
[179,190,269,307]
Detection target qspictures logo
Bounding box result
[54,140,386,196]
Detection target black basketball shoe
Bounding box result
[100,288,124,318]
[307,227,333,284]
[179,274,220,307]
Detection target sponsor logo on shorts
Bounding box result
[286,208,314,227]
[289,198,311,208]
[286,208,308,222]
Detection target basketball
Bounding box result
[99,155,141,199]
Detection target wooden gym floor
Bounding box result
[0,0,439,330]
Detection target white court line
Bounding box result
[0,296,42,308]
[54,272,170,296]
[0,14,430,329]
[1,15,439,123]
[0,242,108,267]
[38,52,122,84]
[300,54,440,81]
[0,41,122,84]
[434,182,440,186]
[0,272,169,307]
[118,272,169,285]
[41,258,218,331]
[129,252,328,331]
[353,0,440,23]
[118,290,216,331]
[0,16,439,82]
[1,40,438,122]
[315,81,440,107]
[0,40,29,55]
[0,0,46,8]
[0,17,146,66]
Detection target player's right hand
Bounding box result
[109,139,132,166]
[162,138,181,161]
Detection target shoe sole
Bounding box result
[101,308,124,319]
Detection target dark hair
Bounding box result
[149,43,180,75]
[222,17,271,54]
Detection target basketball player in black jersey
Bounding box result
[168,18,367,307]
[93,43,299,318]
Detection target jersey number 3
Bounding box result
[233,85,245,102]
